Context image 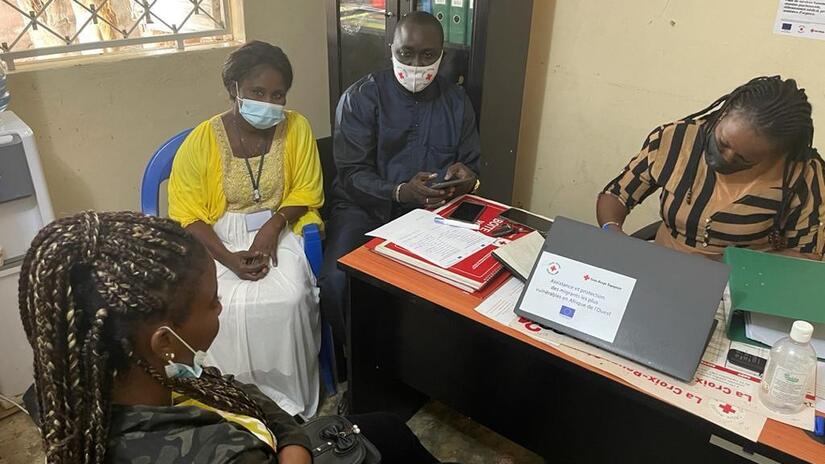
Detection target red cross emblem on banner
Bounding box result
[583,274,591,281]
[718,403,736,414]
[547,262,560,275]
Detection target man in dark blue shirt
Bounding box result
[320,11,481,351]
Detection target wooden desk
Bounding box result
[340,246,825,463]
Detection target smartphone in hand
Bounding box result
[430,178,470,190]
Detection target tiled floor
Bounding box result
[0,392,543,464]
[0,411,41,464]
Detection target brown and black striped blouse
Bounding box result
[603,119,825,258]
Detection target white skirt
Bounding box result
[209,212,321,418]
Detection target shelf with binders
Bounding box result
[419,0,475,47]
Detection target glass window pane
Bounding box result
[0,1,230,66]
[339,0,389,91]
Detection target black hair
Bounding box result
[685,76,820,249]
[19,211,268,463]
[395,10,444,44]
[222,40,293,98]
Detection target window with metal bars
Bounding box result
[0,0,231,70]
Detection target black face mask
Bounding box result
[704,128,753,175]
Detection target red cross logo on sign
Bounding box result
[583,274,591,281]
[718,403,736,415]
[711,400,744,421]
[547,262,560,275]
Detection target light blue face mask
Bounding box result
[236,81,285,130]
[160,326,208,379]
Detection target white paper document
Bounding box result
[518,252,636,343]
[367,209,495,268]
[745,312,825,358]
[473,277,523,326]
[774,0,825,41]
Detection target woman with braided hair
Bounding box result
[19,211,447,463]
[598,75,825,260]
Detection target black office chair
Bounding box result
[631,220,662,241]
[317,136,336,219]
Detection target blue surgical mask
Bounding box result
[236,81,285,130]
[160,326,208,379]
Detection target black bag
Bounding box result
[302,415,381,464]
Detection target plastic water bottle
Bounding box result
[0,61,9,112]
[759,320,817,414]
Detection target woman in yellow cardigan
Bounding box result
[168,41,323,418]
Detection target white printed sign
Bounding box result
[774,0,825,41]
[519,252,636,343]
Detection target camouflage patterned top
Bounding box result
[106,379,310,463]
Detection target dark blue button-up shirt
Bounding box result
[331,68,481,221]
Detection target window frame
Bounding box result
[0,0,234,70]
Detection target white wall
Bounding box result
[516,0,825,233]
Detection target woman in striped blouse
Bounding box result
[598,76,825,261]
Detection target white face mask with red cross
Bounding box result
[391,52,443,93]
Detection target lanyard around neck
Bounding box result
[243,153,266,203]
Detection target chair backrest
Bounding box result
[140,128,193,216]
[316,136,336,217]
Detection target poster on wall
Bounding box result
[774,0,825,40]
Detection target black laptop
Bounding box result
[515,216,730,381]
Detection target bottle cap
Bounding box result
[790,320,814,343]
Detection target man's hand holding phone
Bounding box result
[398,172,452,208]
[398,163,478,208]
[434,162,477,197]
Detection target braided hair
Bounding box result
[19,211,268,464]
[684,75,819,249]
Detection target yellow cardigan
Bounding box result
[168,111,324,235]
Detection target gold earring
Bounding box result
[164,352,175,361]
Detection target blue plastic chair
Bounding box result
[140,129,337,397]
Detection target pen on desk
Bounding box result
[434,217,481,230]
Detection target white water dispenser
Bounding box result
[0,111,54,402]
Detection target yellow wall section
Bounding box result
[4,0,330,216]
[517,0,825,233]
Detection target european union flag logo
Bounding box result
[560,305,576,319]
[782,23,793,31]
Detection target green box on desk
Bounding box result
[723,247,825,348]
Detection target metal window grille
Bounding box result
[0,0,231,70]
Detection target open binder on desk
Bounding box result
[724,247,825,358]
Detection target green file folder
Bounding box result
[433,0,451,41]
[724,247,825,348]
[448,0,468,45]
